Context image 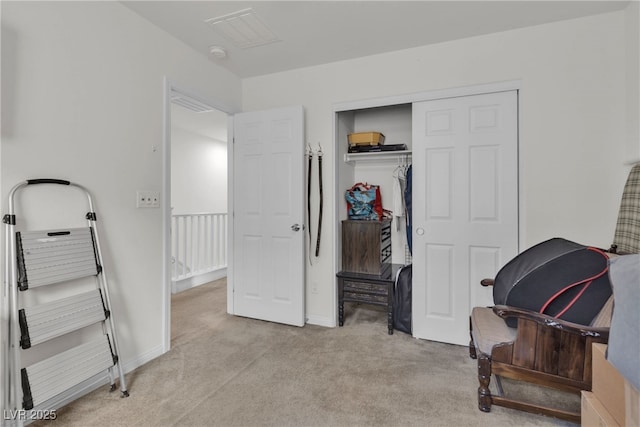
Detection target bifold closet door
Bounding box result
[412,90,519,346]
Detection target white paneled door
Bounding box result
[412,91,518,345]
[232,106,305,327]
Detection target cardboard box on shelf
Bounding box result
[582,391,621,427]
[592,343,626,426]
[347,132,385,146]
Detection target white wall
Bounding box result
[627,1,640,161]
[1,1,241,369]
[242,10,636,325]
[2,0,637,371]
[171,124,227,215]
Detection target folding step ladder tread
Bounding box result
[17,227,100,289]
[19,245,95,260]
[19,289,108,348]
[22,335,115,409]
[22,260,98,278]
[22,262,98,283]
[20,250,96,264]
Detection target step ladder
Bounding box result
[2,179,128,425]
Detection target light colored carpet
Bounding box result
[35,279,579,426]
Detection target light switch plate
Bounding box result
[136,191,160,208]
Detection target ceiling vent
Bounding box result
[171,94,214,113]
[205,8,280,49]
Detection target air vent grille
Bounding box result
[205,8,279,49]
[171,95,214,113]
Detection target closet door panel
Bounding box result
[426,149,453,220]
[469,145,499,222]
[412,91,518,346]
[425,243,454,318]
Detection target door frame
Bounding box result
[332,79,523,329]
[161,78,237,353]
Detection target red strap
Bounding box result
[539,247,609,318]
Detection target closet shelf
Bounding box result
[344,150,412,164]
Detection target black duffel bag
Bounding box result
[493,238,612,327]
[393,264,412,334]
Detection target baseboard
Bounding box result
[172,268,227,293]
[305,314,335,328]
[121,343,165,374]
[23,344,165,425]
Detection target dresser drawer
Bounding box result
[343,291,388,305]
[342,279,390,306]
[342,279,389,296]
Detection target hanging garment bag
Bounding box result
[492,237,612,327]
[404,165,412,254]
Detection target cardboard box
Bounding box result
[626,380,640,427]
[582,391,621,427]
[592,343,626,426]
[347,132,385,146]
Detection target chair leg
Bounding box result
[477,354,492,412]
[468,317,477,359]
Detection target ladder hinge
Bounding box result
[19,309,31,349]
[105,335,119,366]
[98,289,110,319]
[86,212,97,221]
[16,232,29,291]
[21,369,34,410]
[3,214,15,225]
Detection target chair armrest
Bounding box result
[492,305,609,339]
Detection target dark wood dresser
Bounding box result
[341,219,391,275]
[337,264,403,335]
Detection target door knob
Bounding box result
[291,224,301,232]
[416,228,425,236]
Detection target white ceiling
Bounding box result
[122,0,629,79]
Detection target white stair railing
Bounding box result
[171,213,227,282]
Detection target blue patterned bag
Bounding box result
[345,183,383,220]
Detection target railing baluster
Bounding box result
[171,216,177,279]
[183,216,189,278]
[211,215,215,268]
[196,215,204,272]
[225,215,228,265]
[191,216,197,274]
[170,213,228,282]
[193,215,197,273]
[213,215,218,267]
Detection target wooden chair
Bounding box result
[468,163,640,423]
